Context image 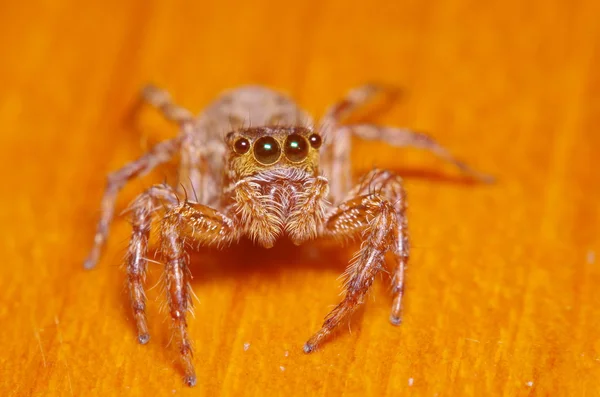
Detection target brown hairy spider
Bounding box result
[84,84,490,387]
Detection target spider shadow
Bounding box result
[185,238,351,286]
[133,237,376,354]
[378,166,493,186]
[187,238,380,353]
[348,156,496,188]
[118,166,491,354]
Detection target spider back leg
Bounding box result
[317,85,492,205]
[142,84,219,204]
[84,137,182,269]
[339,124,493,182]
[319,84,386,202]
[84,85,198,270]
[142,84,195,124]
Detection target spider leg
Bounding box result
[339,169,410,324]
[319,84,385,128]
[318,85,492,202]
[339,124,494,183]
[144,84,225,205]
[159,201,236,387]
[142,84,209,200]
[84,137,183,269]
[177,134,224,206]
[125,184,180,344]
[305,173,405,352]
[319,84,389,202]
[142,84,195,125]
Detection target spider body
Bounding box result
[84,84,490,387]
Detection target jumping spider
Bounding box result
[84,84,490,386]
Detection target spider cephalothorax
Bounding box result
[84,84,490,386]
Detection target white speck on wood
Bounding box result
[280,366,286,372]
[526,381,534,387]
[243,342,250,351]
[284,351,289,357]
[408,378,414,386]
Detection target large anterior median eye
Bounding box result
[284,134,309,162]
[253,136,281,165]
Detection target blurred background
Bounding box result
[0,1,598,396]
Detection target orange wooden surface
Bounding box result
[1,1,599,396]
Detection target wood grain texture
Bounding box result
[1,1,599,396]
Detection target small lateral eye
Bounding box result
[253,136,281,165]
[308,133,322,149]
[233,138,251,154]
[284,134,309,162]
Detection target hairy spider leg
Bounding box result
[159,201,237,387]
[340,123,494,183]
[85,86,209,269]
[318,85,493,204]
[304,169,408,351]
[84,137,182,269]
[319,84,386,202]
[125,184,180,344]
[142,84,218,204]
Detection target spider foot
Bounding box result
[137,333,150,344]
[389,314,403,326]
[83,242,101,270]
[390,284,404,326]
[303,342,315,354]
[184,374,197,387]
[303,328,330,354]
[83,256,97,270]
[181,353,197,387]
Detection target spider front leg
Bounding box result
[159,201,236,387]
[125,184,180,344]
[342,169,410,324]
[304,171,407,352]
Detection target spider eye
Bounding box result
[253,136,281,165]
[233,138,251,154]
[284,134,309,162]
[308,133,322,149]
